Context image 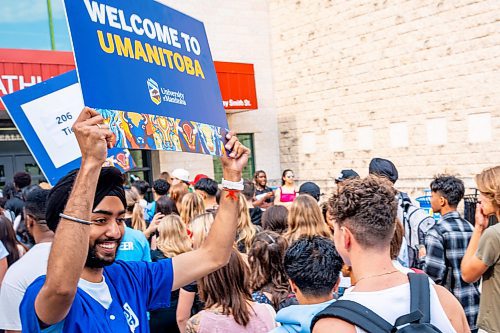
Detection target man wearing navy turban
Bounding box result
[20,108,250,333]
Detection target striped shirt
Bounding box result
[423,211,480,330]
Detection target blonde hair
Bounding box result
[476,166,500,211]
[190,212,215,249]
[236,194,257,253]
[156,215,192,257]
[284,195,332,243]
[125,189,146,231]
[180,192,205,225]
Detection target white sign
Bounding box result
[21,83,83,168]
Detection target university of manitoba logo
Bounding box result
[123,302,139,332]
[147,78,161,105]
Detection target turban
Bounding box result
[368,158,399,184]
[46,167,126,232]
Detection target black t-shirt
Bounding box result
[124,217,133,229]
[255,186,274,203]
[181,282,205,315]
[149,250,180,333]
[249,207,263,226]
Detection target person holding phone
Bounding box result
[461,166,500,333]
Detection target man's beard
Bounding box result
[85,240,119,268]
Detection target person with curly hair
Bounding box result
[462,166,500,333]
[248,230,291,311]
[312,175,468,333]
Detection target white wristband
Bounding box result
[221,178,244,191]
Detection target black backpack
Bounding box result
[311,273,443,333]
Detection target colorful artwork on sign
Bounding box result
[98,109,226,156]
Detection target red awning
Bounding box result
[0,49,75,110]
[0,48,258,111]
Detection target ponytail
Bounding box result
[125,189,146,231]
[131,202,146,231]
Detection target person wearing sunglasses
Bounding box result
[274,169,297,209]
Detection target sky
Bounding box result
[0,0,72,50]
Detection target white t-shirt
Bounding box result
[0,242,51,330]
[78,276,112,309]
[341,281,456,333]
[0,241,113,331]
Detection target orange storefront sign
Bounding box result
[214,61,258,110]
[0,48,257,111]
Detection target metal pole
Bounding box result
[47,0,56,50]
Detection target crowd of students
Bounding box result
[0,108,498,333]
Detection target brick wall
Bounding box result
[269,0,500,197]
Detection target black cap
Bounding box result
[335,169,360,183]
[368,158,398,183]
[298,182,321,201]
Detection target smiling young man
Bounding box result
[253,170,275,209]
[19,107,249,332]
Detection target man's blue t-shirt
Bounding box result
[116,227,152,262]
[20,259,173,332]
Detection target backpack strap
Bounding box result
[391,274,431,329]
[399,192,413,243]
[311,300,393,333]
[399,192,412,210]
[408,273,431,323]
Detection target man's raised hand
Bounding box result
[221,132,250,182]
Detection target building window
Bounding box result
[126,150,153,188]
[467,113,492,143]
[212,133,255,182]
[389,122,409,148]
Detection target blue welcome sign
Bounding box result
[63,0,229,156]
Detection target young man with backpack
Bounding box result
[369,157,435,268]
[423,175,479,332]
[311,175,469,333]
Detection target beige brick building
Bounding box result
[270,0,499,195]
[158,0,500,196]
